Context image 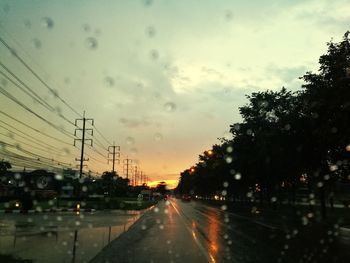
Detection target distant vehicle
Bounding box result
[181,194,191,202]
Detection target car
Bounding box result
[181,194,191,202]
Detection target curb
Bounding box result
[0,208,96,214]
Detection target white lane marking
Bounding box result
[170,200,215,263]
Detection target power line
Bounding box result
[0,85,74,138]
[0,120,72,156]
[0,36,82,117]
[0,66,76,126]
[0,69,54,112]
[0,110,72,146]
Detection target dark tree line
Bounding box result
[176,32,350,218]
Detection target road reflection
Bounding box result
[207,210,219,259]
[0,211,141,263]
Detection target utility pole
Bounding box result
[140,171,143,186]
[74,111,93,178]
[123,158,132,182]
[108,144,120,174]
[133,166,138,186]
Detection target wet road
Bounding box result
[0,210,142,263]
[91,198,349,263]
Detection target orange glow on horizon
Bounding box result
[147,179,178,189]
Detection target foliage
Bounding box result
[176,32,350,218]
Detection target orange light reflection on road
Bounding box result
[208,211,219,261]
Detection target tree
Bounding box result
[299,32,350,218]
[0,160,11,172]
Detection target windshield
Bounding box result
[0,1,349,263]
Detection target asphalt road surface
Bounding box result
[91,198,350,263]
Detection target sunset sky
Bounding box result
[0,0,349,188]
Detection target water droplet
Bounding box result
[82,186,88,192]
[130,148,138,155]
[221,190,227,196]
[126,136,135,145]
[223,181,229,188]
[234,173,241,180]
[146,26,156,37]
[154,207,159,213]
[301,216,308,225]
[271,196,277,202]
[317,182,324,188]
[226,146,233,153]
[159,224,164,230]
[154,133,163,141]
[225,10,233,21]
[141,224,147,230]
[41,17,54,29]
[82,24,91,32]
[104,76,114,87]
[164,102,176,112]
[150,49,159,60]
[284,124,291,130]
[143,0,153,7]
[221,205,227,211]
[225,156,232,164]
[32,38,41,49]
[23,20,31,28]
[232,123,240,131]
[56,216,62,221]
[85,37,98,49]
[329,165,338,172]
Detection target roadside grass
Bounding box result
[0,197,157,211]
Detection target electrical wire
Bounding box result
[0,85,74,138]
[0,36,82,117]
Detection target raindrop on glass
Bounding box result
[24,20,31,28]
[154,133,163,141]
[225,156,232,164]
[221,205,227,211]
[146,26,156,38]
[150,49,159,60]
[234,173,241,180]
[143,0,153,7]
[104,76,114,87]
[225,10,233,21]
[85,37,98,49]
[164,102,176,112]
[82,24,91,32]
[126,136,135,145]
[41,17,54,29]
[130,148,138,155]
[32,38,41,49]
[233,123,240,131]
